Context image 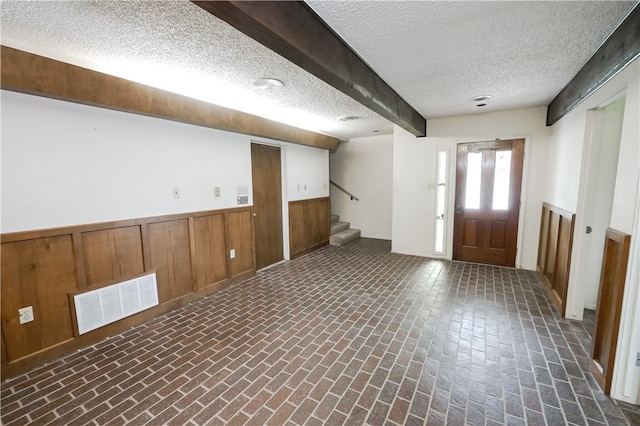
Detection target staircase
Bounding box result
[329,214,361,247]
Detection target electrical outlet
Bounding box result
[214,186,221,197]
[636,352,640,367]
[172,188,180,199]
[18,306,34,324]
[230,249,236,259]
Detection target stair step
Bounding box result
[329,228,361,247]
[330,214,340,223]
[330,221,350,235]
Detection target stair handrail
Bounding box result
[330,180,360,201]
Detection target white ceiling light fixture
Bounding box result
[469,95,492,107]
[252,77,284,89]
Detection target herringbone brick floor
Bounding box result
[1,238,637,425]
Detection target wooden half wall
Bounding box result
[536,202,576,316]
[289,197,330,259]
[590,228,631,394]
[1,207,255,379]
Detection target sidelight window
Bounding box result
[435,149,447,254]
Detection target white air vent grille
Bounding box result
[74,273,159,335]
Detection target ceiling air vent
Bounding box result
[469,95,492,107]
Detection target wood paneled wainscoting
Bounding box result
[590,228,631,394]
[536,202,576,316]
[1,207,255,379]
[289,197,330,259]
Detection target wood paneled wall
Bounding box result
[1,207,255,379]
[590,228,631,394]
[289,198,330,259]
[536,202,576,315]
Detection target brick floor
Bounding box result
[1,238,638,425]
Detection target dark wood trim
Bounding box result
[289,197,330,259]
[71,231,88,290]
[5,296,176,377]
[547,5,640,126]
[67,269,159,337]
[68,269,160,298]
[1,206,256,379]
[224,212,234,282]
[188,216,198,291]
[1,206,253,244]
[536,202,576,315]
[192,1,426,137]
[1,332,8,368]
[539,202,575,222]
[0,45,341,150]
[141,223,152,272]
[590,228,631,394]
[291,242,329,260]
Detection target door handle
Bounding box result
[454,205,463,214]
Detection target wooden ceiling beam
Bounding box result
[0,46,341,150]
[193,0,426,137]
[547,4,639,126]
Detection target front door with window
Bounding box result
[453,139,524,267]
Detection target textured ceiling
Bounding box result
[0,0,386,139]
[307,0,637,119]
[1,1,637,140]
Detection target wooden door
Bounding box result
[453,139,524,267]
[251,143,283,269]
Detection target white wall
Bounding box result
[613,173,640,405]
[541,59,639,404]
[1,91,329,238]
[611,71,640,401]
[546,60,638,229]
[546,60,640,321]
[611,73,640,233]
[392,107,551,269]
[391,130,455,258]
[581,99,625,310]
[329,134,393,240]
[285,142,329,202]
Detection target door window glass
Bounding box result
[465,152,481,209]
[492,150,511,210]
